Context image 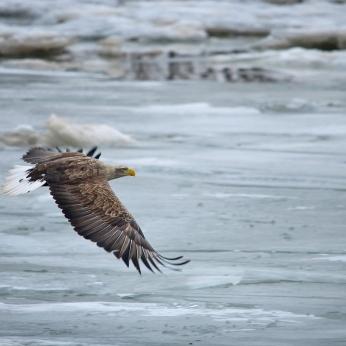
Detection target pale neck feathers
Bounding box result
[104,164,118,180]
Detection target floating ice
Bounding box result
[0,301,320,323]
[289,206,315,210]
[0,28,72,58]
[240,268,346,284]
[203,193,291,199]
[209,47,346,70]
[186,275,242,289]
[0,124,40,147]
[312,255,346,262]
[255,28,346,51]
[0,0,345,81]
[0,114,136,148]
[124,103,261,116]
[43,114,136,148]
[2,58,64,71]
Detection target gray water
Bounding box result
[0,70,346,345]
[1,0,346,345]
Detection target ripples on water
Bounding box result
[0,1,346,345]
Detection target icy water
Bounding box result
[1,0,346,345]
[0,70,346,346]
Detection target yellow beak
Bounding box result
[123,168,136,177]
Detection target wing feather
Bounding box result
[98,229,122,251]
[82,224,113,239]
[31,154,190,274]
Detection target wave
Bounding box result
[0,114,136,148]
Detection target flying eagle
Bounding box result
[1,146,189,274]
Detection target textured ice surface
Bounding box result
[0,0,346,83]
[0,1,346,344]
[0,114,135,147]
[0,70,346,345]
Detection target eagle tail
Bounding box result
[1,165,46,196]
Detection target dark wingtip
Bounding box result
[158,254,184,261]
[131,257,142,275]
[148,256,162,273]
[86,146,97,157]
[157,254,191,267]
[121,246,131,267]
[154,256,181,272]
[115,247,188,275]
[141,254,154,274]
[56,146,101,159]
[113,250,121,259]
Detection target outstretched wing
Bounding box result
[44,158,188,274]
[23,146,101,165]
[23,146,102,187]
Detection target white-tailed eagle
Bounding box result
[1,146,189,274]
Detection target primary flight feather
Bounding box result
[1,146,189,274]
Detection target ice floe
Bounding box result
[312,255,346,262]
[122,103,261,116]
[255,28,346,51]
[0,0,345,81]
[0,27,72,58]
[0,301,320,323]
[209,48,346,70]
[0,114,136,148]
[203,193,292,199]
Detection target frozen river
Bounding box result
[1,0,346,345]
[0,70,346,346]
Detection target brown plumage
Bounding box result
[1,146,189,274]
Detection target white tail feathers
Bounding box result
[1,165,46,196]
